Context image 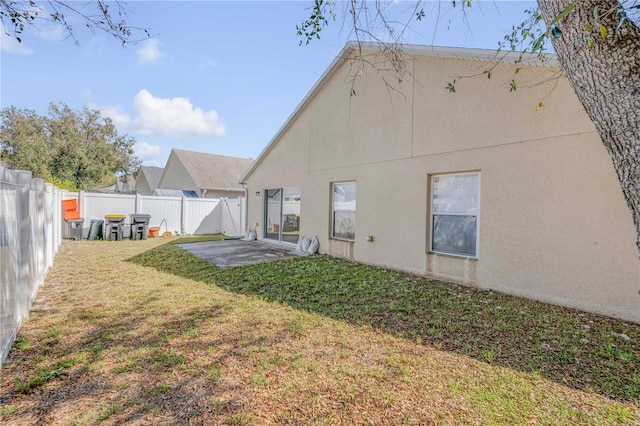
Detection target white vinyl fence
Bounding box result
[1,166,63,366]
[1,178,244,366]
[63,191,246,238]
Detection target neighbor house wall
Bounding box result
[158,154,198,194]
[135,172,153,195]
[245,50,640,323]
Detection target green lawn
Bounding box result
[1,235,638,425]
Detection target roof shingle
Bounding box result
[171,149,253,191]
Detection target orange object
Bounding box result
[148,227,160,238]
[62,199,80,221]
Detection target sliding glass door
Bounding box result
[264,187,300,244]
[265,189,281,241]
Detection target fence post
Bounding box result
[135,192,142,214]
[79,190,86,221]
[32,178,45,293]
[181,196,187,235]
[17,171,32,320]
[55,187,62,247]
[44,183,54,272]
[240,197,247,236]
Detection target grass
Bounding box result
[0,234,638,425]
[132,237,640,402]
[13,357,76,392]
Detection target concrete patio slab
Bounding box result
[176,239,301,268]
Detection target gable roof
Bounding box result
[168,148,253,191]
[239,41,558,183]
[138,166,164,191]
[98,174,136,193]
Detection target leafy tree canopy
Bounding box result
[0,103,140,191]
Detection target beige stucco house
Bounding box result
[134,165,164,195]
[240,42,640,323]
[159,148,253,198]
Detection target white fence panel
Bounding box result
[185,198,222,234]
[220,198,244,236]
[138,196,183,234]
[82,192,136,222]
[61,191,244,237]
[44,184,60,270]
[1,166,62,366]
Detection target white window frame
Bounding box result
[331,181,356,241]
[429,172,480,258]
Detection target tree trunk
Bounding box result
[537,0,640,255]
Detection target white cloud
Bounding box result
[137,39,164,65]
[134,141,161,163]
[101,105,132,131]
[99,90,224,139]
[1,33,34,55]
[133,89,225,137]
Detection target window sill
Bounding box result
[428,251,478,261]
[331,237,355,243]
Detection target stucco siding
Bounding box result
[244,47,640,323]
[309,58,414,171]
[411,57,596,157]
[255,107,312,178]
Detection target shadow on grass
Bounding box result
[4,296,258,424]
[128,239,640,402]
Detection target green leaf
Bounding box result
[600,24,608,39]
[445,80,456,93]
[531,34,546,52]
[551,2,576,25]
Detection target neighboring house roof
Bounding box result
[240,41,557,183]
[137,166,164,192]
[99,174,136,193]
[160,148,253,192]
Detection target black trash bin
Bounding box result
[87,219,104,240]
[130,214,151,240]
[104,214,126,241]
[66,218,85,241]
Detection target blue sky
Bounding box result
[1,1,537,167]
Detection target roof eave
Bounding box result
[201,186,245,192]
